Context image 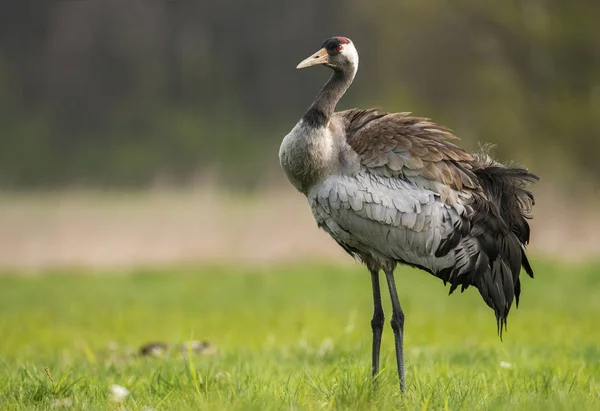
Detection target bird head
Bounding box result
[296,37,359,77]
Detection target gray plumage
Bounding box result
[279,36,538,391]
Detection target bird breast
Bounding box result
[279,120,340,194]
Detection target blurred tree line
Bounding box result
[0,0,598,188]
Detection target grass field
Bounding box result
[0,259,599,410]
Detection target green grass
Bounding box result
[0,259,599,410]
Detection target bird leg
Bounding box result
[384,268,406,392]
[369,268,385,379]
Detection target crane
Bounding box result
[279,36,538,392]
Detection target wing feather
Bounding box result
[337,109,480,197]
[309,173,467,273]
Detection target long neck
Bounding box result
[302,68,353,128]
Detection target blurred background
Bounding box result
[1,0,599,268]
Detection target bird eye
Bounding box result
[336,45,343,51]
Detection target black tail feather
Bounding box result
[469,153,538,338]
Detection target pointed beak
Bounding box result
[296,48,329,69]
